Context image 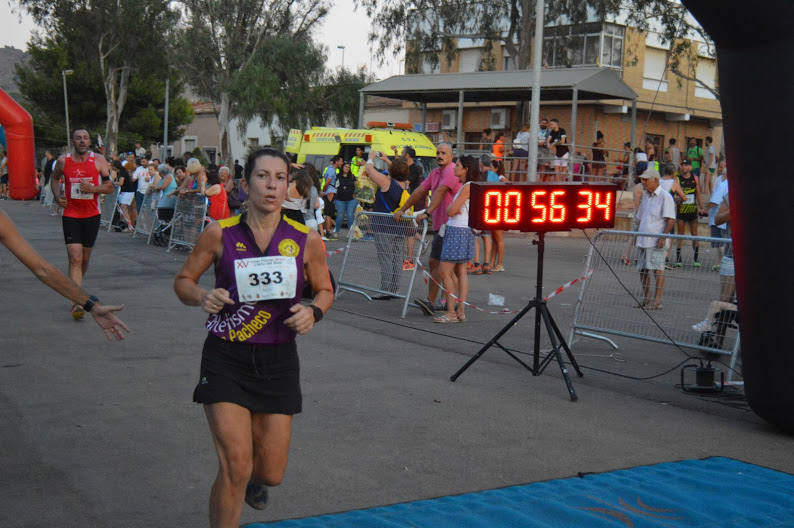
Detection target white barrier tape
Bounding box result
[325,246,347,257]
[416,258,593,315]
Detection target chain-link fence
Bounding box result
[133,191,158,241]
[336,211,429,318]
[99,187,120,231]
[167,194,208,252]
[570,229,740,380]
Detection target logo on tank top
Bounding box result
[235,241,247,251]
[278,239,300,257]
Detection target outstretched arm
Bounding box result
[0,210,129,340]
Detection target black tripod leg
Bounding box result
[539,305,578,401]
[546,307,584,377]
[450,302,537,382]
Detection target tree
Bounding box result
[17,0,179,155]
[357,0,716,98]
[14,35,194,152]
[315,67,374,128]
[176,0,330,162]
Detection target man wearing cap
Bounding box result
[636,168,676,310]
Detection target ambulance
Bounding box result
[285,122,438,176]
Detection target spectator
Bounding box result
[591,131,607,178]
[118,159,138,231]
[0,150,7,200]
[334,161,357,235]
[673,159,703,267]
[42,150,56,208]
[201,166,230,221]
[364,149,411,300]
[686,137,704,180]
[692,190,736,337]
[281,167,313,226]
[233,159,243,180]
[634,148,648,178]
[512,123,530,180]
[322,155,342,239]
[704,136,718,196]
[492,131,505,163]
[546,118,568,182]
[151,163,177,223]
[429,156,478,323]
[134,142,146,159]
[350,146,366,178]
[704,160,729,270]
[132,158,152,213]
[395,143,460,315]
[635,168,676,310]
[645,138,656,161]
[666,138,681,167]
[479,128,494,151]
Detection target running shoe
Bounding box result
[711,264,721,271]
[674,261,683,268]
[245,480,268,510]
[468,264,482,274]
[692,319,712,333]
[402,260,415,271]
[71,304,85,321]
[693,261,701,268]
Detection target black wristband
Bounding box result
[310,304,323,323]
[83,295,99,313]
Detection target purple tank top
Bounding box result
[206,213,308,344]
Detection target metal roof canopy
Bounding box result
[360,68,637,104]
[358,67,639,182]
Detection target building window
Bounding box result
[422,56,440,74]
[642,48,668,92]
[458,48,481,73]
[694,59,717,99]
[542,23,623,69]
[247,137,260,149]
[182,137,197,153]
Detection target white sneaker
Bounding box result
[692,319,712,332]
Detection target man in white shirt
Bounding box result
[132,159,152,213]
[636,168,676,310]
[704,161,729,269]
[704,136,718,196]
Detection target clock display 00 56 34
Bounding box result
[467,183,617,232]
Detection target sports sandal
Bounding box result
[433,313,460,323]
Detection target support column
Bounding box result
[567,87,578,182]
[456,90,464,156]
[358,93,366,129]
[526,0,545,183]
[422,103,427,133]
[629,99,637,182]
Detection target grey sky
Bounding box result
[0,0,402,78]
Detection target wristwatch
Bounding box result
[83,295,99,313]
[309,304,323,323]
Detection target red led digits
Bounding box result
[550,190,566,223]
[531,190,547,223]
[595,191,612,221]
[577,190,593,223]
[504,191,522,224]
[471,183,616,231]
[484,191,502,224]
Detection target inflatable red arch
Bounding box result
[0,88,38,200]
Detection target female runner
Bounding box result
[174,148,333,527]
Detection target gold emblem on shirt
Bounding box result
[235,242,247,251]
[278,239,300,257]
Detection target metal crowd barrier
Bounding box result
[99,186,120,230]
[167,194,208,252]
[569,230,741,382]
[336,211,429,318]
[133,191,158,242]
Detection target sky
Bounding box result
[0,0,404,78]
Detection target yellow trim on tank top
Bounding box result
[218,215,242,229]
[282,214,311,234]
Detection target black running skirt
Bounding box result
[193,333,301,415]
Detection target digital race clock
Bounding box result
[468,183,617,232]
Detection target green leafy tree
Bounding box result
[15,35,194,153]
[314,67,374,128]
[17,0,180,154]
[176,0,330,161]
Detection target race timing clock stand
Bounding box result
[450,183,618,401]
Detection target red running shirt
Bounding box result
[63,152,102,218]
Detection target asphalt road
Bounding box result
[1,199,791,528]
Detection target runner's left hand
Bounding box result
[79,181,94,192]
[90,304,130,341]
[284,304,314,335]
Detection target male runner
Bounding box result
[51,128,114,319]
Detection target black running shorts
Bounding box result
[193,333,302,415]
[62,214,101,248]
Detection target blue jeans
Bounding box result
[334,199,358,232]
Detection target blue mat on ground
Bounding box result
[245,457,794,527]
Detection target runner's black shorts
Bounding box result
[62,214,101,247]
[678,211,698,223]
[193,333,302,415]
[0,174,8,185]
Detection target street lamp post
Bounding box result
[337,45,346,70]
[61,69,74,148]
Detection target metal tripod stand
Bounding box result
[450,232,583,401]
